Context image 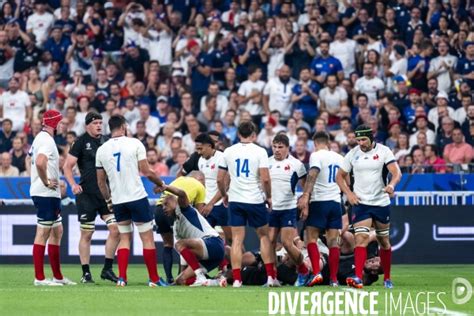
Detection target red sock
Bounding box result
[185,276,196,286]
[117,248,130,281]
[48,244,63,280]
[33,244,46,280]
[232,268,241,282]
[180,248,200,271]
[219,258,228,271]
[354,247,367,279]
[143,248,160,283]
[297,263,309,275]
[380,248,392,281]
[307,242,320,274]
[329,247,340,282]
[264,263,275,278]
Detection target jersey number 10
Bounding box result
[235,158,250,177]
[328,164,339,183]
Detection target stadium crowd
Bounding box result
[0,0,474,177]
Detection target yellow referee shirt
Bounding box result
[156,176,206,206]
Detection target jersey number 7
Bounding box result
[235,158,249,177]
[113,152,121,172]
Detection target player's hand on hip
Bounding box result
[201,203,213,216]
[300,206,308,221]
[72,184,83,195]
[47,178,58,190]
[347,192,360,205]
[383,184,395,197]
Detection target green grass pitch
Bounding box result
[1,265,473,315]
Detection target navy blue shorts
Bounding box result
[200,236,225,271]
[205,204,229,227]
[228,202,268,228]
[352,204,390,224]
[269,209,297,228]
[307,201,343,230]
[113,197,153,223]
[32,196,61,223]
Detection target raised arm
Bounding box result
[163,184,190,208]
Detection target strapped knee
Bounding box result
[118,224,134,233]
[104,215,117,226]
[136,221,153,233]
[376,227,390,237]
[37,219,54,228]
[80,221,95,231]
[354,226,370,235]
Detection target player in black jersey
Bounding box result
[64,112,119,283]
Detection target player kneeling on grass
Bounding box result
[159,184,226,287]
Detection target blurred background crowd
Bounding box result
[0,0,473,179]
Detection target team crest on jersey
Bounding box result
[86,143,91,150]
[284,164,290,171]
[210,164,215,169]
[373,154,379,160]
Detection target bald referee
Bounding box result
[336,125,401,289]
[64,112,120,283]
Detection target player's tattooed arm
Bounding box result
[297,168,318,220]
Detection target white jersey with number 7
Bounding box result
[219,142,268,204]
[95,136,148,204]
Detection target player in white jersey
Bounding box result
[30,110,76,286]
[217,121,276,287]
[95,115,167,287]
[268,134,309,286]
[0,78,32,132]
[298,132,345,287]
[159,184,226,287]
[336,125,401,289]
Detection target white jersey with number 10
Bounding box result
[95,136,148,205]
[219,142,268,204]
[309,149,344,203]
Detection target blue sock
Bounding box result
[163,247,173,280]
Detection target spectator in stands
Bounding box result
[0,78,32,132]
[354,62,385,107]
[429,91,455,131]
[410,115,435,146]
[394,132,411,161]
[291,67,320,124]
[222,109,238,143]
[147,147,169,177]
[0,152,19,177]
[263,64,295,120]
[0,30,14,89]
[0,118,15,153]
[437,116,456,152]
[461,105,474,145]
[319,74,348,129]
[443,127,474,168]
[427,40,457,94]
[169,149,189,177]
[131,104,160,138]
[424,144,447,174]
[385,121,402,150]
[411,147,428,174]
[292,138,310,169]
[10,137,26,174]
[26,0,54,47]
[310,40,344,85]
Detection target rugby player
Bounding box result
[95,115,167,287]
[336,124,401,289]
[298,131,344,287]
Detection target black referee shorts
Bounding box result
[76,192,111,223]
[154,204,174,234]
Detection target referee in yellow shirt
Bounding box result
[155,171,206,284]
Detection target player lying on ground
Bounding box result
[158,183,226,287]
